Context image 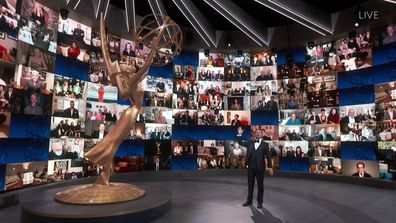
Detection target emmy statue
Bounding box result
[54,13,182,204]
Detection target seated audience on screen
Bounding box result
[352,162,372,178]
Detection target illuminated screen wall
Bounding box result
[0,1,396,192]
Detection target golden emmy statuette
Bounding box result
[55,13,182,204]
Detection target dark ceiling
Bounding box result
[110,0,368,30]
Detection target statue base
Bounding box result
[21,184,171,223]
[55,183,146,204]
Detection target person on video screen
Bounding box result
[67,41,81,59]
[92,122,107,139]
[63,100,79,118]
[24,93,43,115]
[122,42,136,57]
[73,23,85,43]
[383,25,396,45]
[352,162,372,178]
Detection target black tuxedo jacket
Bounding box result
[63,108,79,118]
[307,115,321,124]
[231,120,241,127]
[4,90,15,102]
[237,136,272,172]
[352,172,372,178]
[93,131,107,139]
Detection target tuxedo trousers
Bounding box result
[247,168,264,204]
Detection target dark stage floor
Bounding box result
[1,170,395,223]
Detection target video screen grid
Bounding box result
[1,1,396,192]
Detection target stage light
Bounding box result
[354,22,359,27]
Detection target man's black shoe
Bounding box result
[242,201,252,206]
[257,204,263,209]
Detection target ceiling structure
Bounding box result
[105,0,368,48]
[59,0,396,50]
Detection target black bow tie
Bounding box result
[254,140,261,143]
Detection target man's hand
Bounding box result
[237,126,244,136]
[267,168,273,176]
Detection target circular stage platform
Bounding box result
[20,184,171,223]
[0,170,395,223]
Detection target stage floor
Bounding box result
[1,170,395,223]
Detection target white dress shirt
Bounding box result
[99,132,104,139]
[254,139,262,150]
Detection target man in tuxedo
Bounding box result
[63,101,79,118]
[92,122,107,139]
[237,127,273,209]
[352,162,372,178]
[307,111,321,125]
[383,106,396,121]
[340,108,360,134]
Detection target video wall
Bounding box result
[1,0,396,192]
